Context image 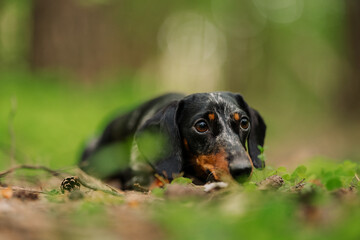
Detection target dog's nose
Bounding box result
[229,161,252,181]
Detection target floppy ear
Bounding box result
[247,107,266,168]
[134,101,183,179]
[231,93,267,168]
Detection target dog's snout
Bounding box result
[229,161,252,180]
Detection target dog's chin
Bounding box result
[202,166,253,184]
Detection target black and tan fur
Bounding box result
[80,92,266,189]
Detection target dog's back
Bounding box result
[79,93,184,186]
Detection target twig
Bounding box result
[0,165,124,197]
[296,178,305,186]
[76,177,124,197]
[0,164,65,178]
[289,178,306,192]
[71,169,124,197]
[133,183,150,192]
[355,173,360,182]
[0,186,44,194]
[8,97,17,167]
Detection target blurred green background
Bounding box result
[1,0,359,171]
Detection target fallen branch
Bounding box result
[8,97,17,167]
[257,175,285,190]
[67,169,125,197]
[0,164,65,178]
[0,165,124,197]
[0,186,44,194]
[355,173,360,182]
[77,177,124,197]
[291,178,306,192]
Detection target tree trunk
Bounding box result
[341,0,360,117]
[30,0,149,82]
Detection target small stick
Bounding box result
[0,165,124,197]
[355,173,360,182]
[290,178,306,191]
[76,177,124,197]
[133,183,149,192]
[0,164,64,178]
[296,178,305,186]
[0,186,44,194]
[8,97,17,167]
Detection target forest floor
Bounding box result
[1,75,359,240]
[0,162,359,240]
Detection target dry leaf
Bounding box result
[1,187,13,199]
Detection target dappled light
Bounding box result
[158,11,227,92]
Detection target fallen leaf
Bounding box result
[1,187,13,199]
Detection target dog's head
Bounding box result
[135,92,266,182]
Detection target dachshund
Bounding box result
[80,92,266,189]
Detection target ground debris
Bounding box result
[13,189,39,201]
[165,183,207,199]
[291,178,306,191]
[332,186,357,201]
[108,206,166,240]
[0,199,54,240]
[124,190,157,207]
[257,175,284,190]
[0,187,13,199]
[1,187,41,201]
[204,181,229,192]
[67,190,85,200]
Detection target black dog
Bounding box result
[80,92,266,189]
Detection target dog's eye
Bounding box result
[240,117,250,130]
[194,120,209,133]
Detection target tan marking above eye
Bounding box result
[208,113,215,121]
[234,113,240,121]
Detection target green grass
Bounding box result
[0,71,156,169]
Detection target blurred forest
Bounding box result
[0,0,359,170]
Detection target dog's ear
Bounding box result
[247,107,266,168]
[230,93,267,168]
[134,101,183,179]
